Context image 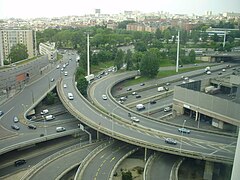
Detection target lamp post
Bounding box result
[180,120,186,153]
[176,30,180,73]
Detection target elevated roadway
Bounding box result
[57,66,236,164]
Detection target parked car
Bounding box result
[11,125,20,130]
[51,78,55,82]
[0,111,4,116]
[178,127,191,134]
[132,92,137,95]
[63,84,67,88]
[13,116,19,123]
[14,159,26,167]
[140,83,145,86]
[165,138,177,145]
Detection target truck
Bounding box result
[157,87,165,92]
[85,74,95,82]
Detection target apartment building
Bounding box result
[39,42,57,61]
[0,29,37,66]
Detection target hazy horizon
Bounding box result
[0,0,240,19]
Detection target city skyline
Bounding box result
[0,0,240,19]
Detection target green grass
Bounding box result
[91,61,114,74]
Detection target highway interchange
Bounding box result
[0,51,238,179]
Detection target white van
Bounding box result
[41,109,49,115]
[136,104,145,111]
[45,115,55,121]
[157,87,165,92]
[56,127,66,132]
[68,93,74,100]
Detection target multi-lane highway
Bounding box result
[58,63,236,164]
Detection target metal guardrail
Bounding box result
[169,158,185,180]
[0,129,81,156]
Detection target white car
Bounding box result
[132,92,137,95]
[131,116,140,122]
[13,116,19,123]
[63,84,67,88]
[102,94,107,100]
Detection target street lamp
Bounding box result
[180,120,186,153]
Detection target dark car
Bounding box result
[11,125,20,130]
[0,111,4,116]
[150,100,156,104]
[28,124,37,129]
[165,138,177,145]
[136,95,141,98]
[14,159,26,167]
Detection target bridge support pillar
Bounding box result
[144,148,147,162]
[203,161,214,180]
[231,127,240,180]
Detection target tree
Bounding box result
[140,51,159,78]
[125,50,133,70]
[8,44,28,63]
[134,41,147,52]
[122,171,132,180]
[44,92,55,105]
[114,49,124,70]
[155,28,162,40]
[77,77,88,96]
[189,50,196,62]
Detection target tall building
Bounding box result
[39,42,57,61]
[0,29,37,66]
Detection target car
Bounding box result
[165,138,177,145]
[222,69,226,72]
[41,109,49,115]
[206,71,211,75]
[56,127,66,132]
[140,83,145,86]
[11,125,20,130]
[218,72,222,75]
[150,100,156,104]
[164,107,171,112]
[0,111,4,116]
[63,84,67,88]
[56,65,60,69]
[120,97,127,101]
[131,116,140,122]
[127,88,132,91]
[13,116,19,123]
[28,124,37,129]
[102,94,107,100]
[136,95,141,98]
[64,71,68,76]
[132,92,137,95]
[14,159,26,167]
[166,82,170,86]
[50,78,55,82]
[178,127,191,134]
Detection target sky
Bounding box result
[0,0,239,19]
